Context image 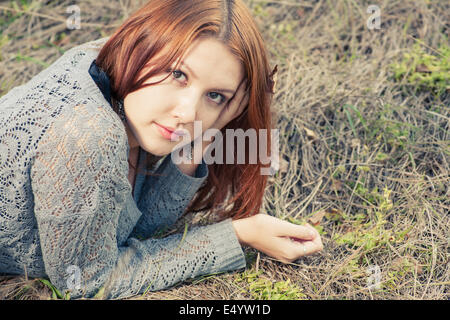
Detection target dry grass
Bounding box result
[0,0,448,300]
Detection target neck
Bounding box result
[124,120,140,153]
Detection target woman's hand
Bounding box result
[232,213,324,263]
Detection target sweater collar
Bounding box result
[88,59,114,106]
[88,59,126,122]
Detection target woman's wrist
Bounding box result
[231,216,255,247]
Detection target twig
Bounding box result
[292,178,323,219]
[420,206,437,299]
[316,246,364,295]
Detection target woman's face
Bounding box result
[123,37,245,156]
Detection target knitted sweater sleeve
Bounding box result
[30,105,246,299]
[131,155,209,240]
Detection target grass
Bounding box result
[0,0,449,300]
[234,270,307,300]
[391,41,450,97]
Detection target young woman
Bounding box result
[0,0,323,299]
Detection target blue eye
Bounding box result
[172,70,186,81]
[208,92,226,105]
[171,69,227,106]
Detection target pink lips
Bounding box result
[155,123,187,140]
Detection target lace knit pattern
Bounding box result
[0,38,246,299]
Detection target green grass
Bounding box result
[234,270,307,300]
[391,41,450,97]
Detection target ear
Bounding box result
[267,64,278,94]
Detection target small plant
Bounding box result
[363,103,422,165]
[234,270,307,300]
[390,42,450,96]
[39,278,71,300]
[333,186,407,251]
[383,256,422,290]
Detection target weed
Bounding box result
[364,104,423,164]
[234,270,307,300]
[15,52,50,67]
[382,255,422,291]
[38,278,71,300]
[0,34,9,60]
[333,186,411,251]
[390,42,450,97]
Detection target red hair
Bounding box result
[95,0,276,220]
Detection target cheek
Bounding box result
[124,86,170,118]
[199,109,221,129]
[123,93,140,120]
[124,88,150,111]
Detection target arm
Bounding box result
[131,152,209,239]
[131,136,213,239]
[31,109,245,299]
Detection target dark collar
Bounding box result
[88,60,127,122]
[88,59,114,106]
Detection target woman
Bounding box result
[0,0,323,299]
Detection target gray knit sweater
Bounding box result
[0,38,246,299]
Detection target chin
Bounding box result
[140,143,173,157]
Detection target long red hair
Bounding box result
[96,0,276,220]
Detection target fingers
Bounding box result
[304,223,320,239]
[284,237,323,260]
[275,219,315,241]
[248,214,324,264]
[277,237,322,263]
[300,239,323,256]
[281,223,324,261]
[256,214,315,241]
[299,223,324,251]
[288,236,323,253]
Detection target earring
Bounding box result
[115,99,127,122]
[186,148,193,161]
[267,64,278,94]
[186,140,194,160]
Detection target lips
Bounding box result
[155,122,187,140]
[157,123,175,133]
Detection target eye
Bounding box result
[171,70,187,82]
[170,69,227,106]
[208,92,226,105]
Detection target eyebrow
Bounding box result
[180,61,237,95]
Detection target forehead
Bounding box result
[178,37,244,89]
[138,37,245,90]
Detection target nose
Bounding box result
[171,89,199,124]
